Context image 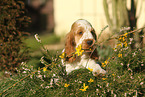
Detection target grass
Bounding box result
[24,34,60,51]
[0,28,145,96]
[23,33,61,69]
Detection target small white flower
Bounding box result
[120,27,130,32]
[127,64,130,67]
[125,93,127,97]
[128,68,133,72]
[5,71,12,75]
[34,34,41,43]
[140,82,144,85]
[97,84,102,88]
[22,71,26,73]
[111,90,113,94]
[125,54,127,57]
[129,38,133,42]
[107,89,110,92]
[30,75,33,79]
[141,35,144,38]
[121,63,123,66]
[45,86,50,89]
[117,76,120,78]
[130,76,134,79]
[40,56,45,64]
[25,68,30,71]
[38,75,42,79]
[141,64,144,66]
[78,81,82,83]
[21,62,26,66]
[53,74,56,76]
[128,42,132,44]
[44,75,46,78]
[103,90,106,94]
[124,47,129,50]
[132,52,136,57]
[106,83,109,87]
[114,49,117,52]
[40,84,44,88]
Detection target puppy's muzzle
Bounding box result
[87,40,93,46]
[82,39,95,50]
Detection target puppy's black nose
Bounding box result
[87,40,93,45]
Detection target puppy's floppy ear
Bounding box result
[91,29,97,40]
[90,29,99,60]
[65,31,76,63]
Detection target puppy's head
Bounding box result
[72,19,97,50]
[65,19,98,62]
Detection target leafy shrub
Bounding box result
[0,0,31,72]
[112,27,145,72]
[0,28,145,96]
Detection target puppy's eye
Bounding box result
[79,32,83,35]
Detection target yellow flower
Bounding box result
[64,83,70,87]
[88,78,94,83]
[43,67,47,72]
[123,33,128,37]
[118,36,125,42]
[59,52,65,59]
[105,60,108,65]
[118,37,122,41]
[102,63,106,67]
[122,37,125,41]
[75,44,84,56]
[117,43,122,47]
[102,78,107,80]
[88,67,93,72]
[79,83,89,91]
[118,53,122,58]
[104,61,107,64]
[112,74,115,77]
[124,42,127,47]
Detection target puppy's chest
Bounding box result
[75,54,90,66]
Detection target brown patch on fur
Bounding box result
[65,30,76,63]
[90,48,99,61]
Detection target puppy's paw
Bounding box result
[93,69,106,76]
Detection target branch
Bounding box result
[103,0,113,31]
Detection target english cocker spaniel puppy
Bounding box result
[62,19,106,76]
